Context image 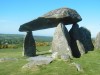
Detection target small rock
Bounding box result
[49,49,52,52]
[22,62,37,69]
[71,62,84,72]
[51,52,58,59]
[22,56,54,69]
[61,54,70,60]
[27,56,53,64]
[0,58,18,62]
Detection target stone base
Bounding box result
[23,31,36,57]
[22,56,53,69]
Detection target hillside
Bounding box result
[0,34,53,43]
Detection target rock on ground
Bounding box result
[0,58,18,62]
[71,62,84,72]
[61,54,70,61]
[22,56,53,69]
[51,52,58,59]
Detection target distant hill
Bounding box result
[0,34,24,40]
[34,36,53,42]
[0,34,53,42]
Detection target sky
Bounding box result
[0,0,100,37]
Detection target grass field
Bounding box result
[0,46,100,75]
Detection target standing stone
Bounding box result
[79,27,94,51]
[95,32,100,49]
[51,23,72,59]
[23,31,36,57]
[69,24,85,57]
[76,40,85,55]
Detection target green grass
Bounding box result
[0,48,22,58]
[0,47,100,75]
[36,46,51,55]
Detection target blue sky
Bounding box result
[0,0,100,37]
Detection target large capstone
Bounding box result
[23,31,36,57]
[95,32,100,49]
[69,24,85,57]
[51,23,72,59]
[19,7,82,32]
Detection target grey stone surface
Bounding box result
[69,24,85,57]
[19,7,82,32]
[0,58,18,62]
[69,24,94,57]
[61,54,70,60]
[79,27,94,51]
[27,56,53,63]
[76,40,85,55]
[22,56,53,69]
[51,23,72,58]
[95,32,100,49]
[23,31,36,57]
[71,62,84,72]
[51,52,58,59]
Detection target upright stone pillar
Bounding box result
[23,31,36,57]
[95,32,100,49]
[79,27,94,51]
[51,23,72,59]
[69,24,85,57]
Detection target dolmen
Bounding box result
[19,7,94,59]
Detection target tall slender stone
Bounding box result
[23,31,36,57]
[51,23,72,59]
[95,32,100,49]
[79,27,94,51]
[69,24,85,57]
